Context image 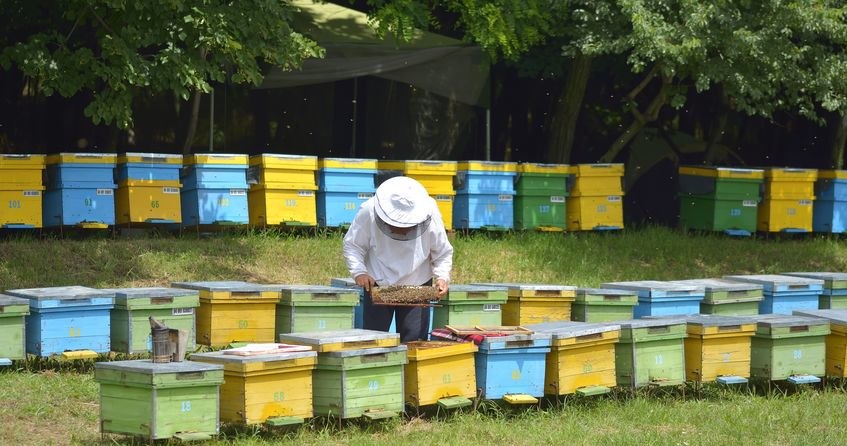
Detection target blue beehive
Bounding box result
[6,286,114,357]
[317,158,377,228]
[475,332,552,403]
[784,272,847,309]
[116,153,182,182]
[453,161,517,230]
[813,170,847,233]
[43,153,117,228]
[180,154,249,226]
[600,280,705,318]
[724,274,823,314]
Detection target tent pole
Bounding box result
[209,87,215,152]
[350,77,358,157]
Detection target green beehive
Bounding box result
[669,278,763,316]
[784,272,847,309]
[432,284,508,329]
[109,287,200,354]
[572,288,638,322]
[613,319,687,388]
[678,166,764,236]
[0,294,29,363]
[269,285,360,334]
[749,314,829,382]
[513,163,571,231]
[95,360,224,441]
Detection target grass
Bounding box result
[2,226,847,445]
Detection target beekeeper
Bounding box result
[342,175,453,342]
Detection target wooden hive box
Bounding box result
[601,280,704,318]
[6,286,114,358]
[528,321,620,396]
[748,314,829,382]
[724,274,823,315]
[614,319,687,388]
[0,294,30,362]
[95,360,224,441]
[794,309,847,378]
[171,281,278,347]
[404,341,478,408]
[572,288,638,322]
[270,285,360,334]
[279,329,399,353]
[43,153,117,228]
[785,272,847,309]
[432,285,507,329]
[678,314,756,383]
[670,278,762,316]
[472,282,576,326]
[109,287,199,354]
[191,348,317,425]
[0,154,45,229]
[474,332,552,404]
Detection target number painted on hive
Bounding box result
[8,200,21,209]
[69,327,81,337]
[181,401,192,412]
[793,349,803,360]
[238,320,249,329]
[218,197,230,207]
[344,202,356,210]
[655,354,664,365]
[442,374,452,384]
[274,391,285,402]
[368,380,379,391]
[151,200,160,208]
[511,370,521,380]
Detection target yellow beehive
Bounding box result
[172,281,279,347]
[0,154,45,229]
[566,194,624,231]
[404,341,478,408]
[568,164,624,196]
[115,179,182,225]
[682,315,755,383]
[248,185,318,227]
[756,197,814,233]
[474,283,576,326]
[378,160,458,195]
[191,349,318,425]
[762,168,817,198]
[536,323,620,396]
[249,154,318,188]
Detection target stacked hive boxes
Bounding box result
[0,154,45,229]
[669,278,763,316]
[109,287,200,354]
[601,280,705,318]
[378,160,458,230]
[612,318,687,388]
[785,272,847,309]
[813,170,847,233]
[474,283,576,326]
[180,154,249,227]
[43,153,116,229]
[432,284,507,328]
[748,314,829,384]
[566,163,624,231]
[474,332,552,404]
[0,294,29,364]
[317,158,377,228]
[248,154,318,227]
[677,166,764,236]
[724,274,823,315]
[453,161,517,230]
[758,168,817,233]
[271,285,360,334]
[571,288,638,322]
[513,163,570,231]
[404,341,478,409]
[115,153,183,225]
[677,315,755,384]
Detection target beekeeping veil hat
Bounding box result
[374,176,432,240]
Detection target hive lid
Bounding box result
[170,280,267,292]
[279,329,399,345]
[615,318,688,329]
[675,314,757,327]
[599,281,702,293]
[783,272,847,289]
[576,288,638,297]
[723,274,824,290]
[526,321,621,338]
[95,359,223,374]
[449,284,509,293]
[472,282,576,291]
[191,349,317,364]
[105,287,200,299]
[669,278,762,292]
[46,153,118,164]
[5,286,114,301]
[793,309,847,325]
[0,294,29,307]
[330,278,358,287]
[320,344,407,358]
[264,284,357,294]
[749,314,829,328]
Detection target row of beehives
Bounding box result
[1,272,844,362]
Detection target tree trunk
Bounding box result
[546,52,592,164]
[182,89,203,155]
[599,69,671,163]
[832,112,847,169]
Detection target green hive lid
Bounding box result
[793,309,847,325]
[190,349,317,364]
[676,314,756,327]
[0,294,30,314]
[95,359,223,375]
[6,286,114,301]
[599,280,702,294]
[577,288,638,297]
[617,318,689,330]
[266,285,360,305]
[279,329,399,346]
[108,287,200,299]
[472,282,576,291]
[670,278,761,293]
[783,272,847,290]
[750,314,828,329]
[321,344,407,358]
[722,274,824,290]
[526,321,621,338]
[170,280,266,292]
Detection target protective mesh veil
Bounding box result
[375,214,432,241]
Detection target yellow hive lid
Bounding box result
[517,163,570,174]
[184,153,248,165]
[46,153,117,164]
[764,167,817,181]
[457,161,517,172]
[379,159,458,173]
[319,158,378,169]
[679,166,764,179]
[250,153,318,170]
[405,340,478,361]
[118,152,182,164]
[817,170,847,180]
[0,154,45,168]
[569,163,624,176]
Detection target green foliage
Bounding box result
[0,0,323,128]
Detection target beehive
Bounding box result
[317,158,377,228]
[269,285,360,334]
[7,286,114,358]
[247,154,318,227]
[279,329,400,353]
[404,341,477,408]
[453,161,517,230]
[757,168,817,233]
[43,153,117,228]
[566,163,624,231]
[115,153,183,225]
[171,281,278,347]
[377,160,458,230]
[724,274,823,315]
[528,321,620,396]
[678,315,755,383]
[614,319,687,388]
[812,170,847,233]
[0,154,45,229]
[0,294,29,362]
[794,309,847,378]
[95,360,224,441]
[432,285,508,329]
[513,163,570,231]
[190,348,318,425]
[670,278,763,316]
[181,153,249,227]
[748,314,829,382]
[572,288,638,322]
[475,332,552,403]
[600,280,704,318]
[677,166,764,236]
[473,282,576,326]
[784,272,847,309]
[109,287,200,354]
